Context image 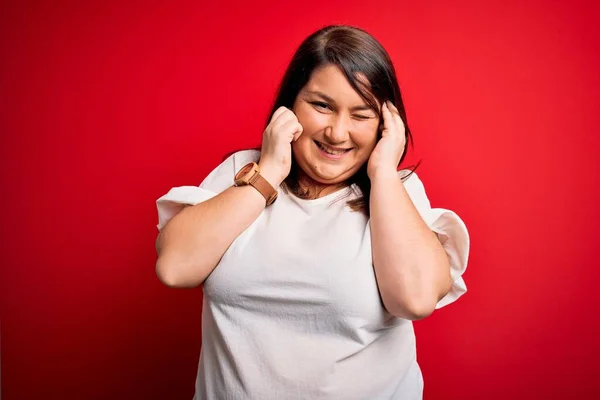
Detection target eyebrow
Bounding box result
[305,90,374,112]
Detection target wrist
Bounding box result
[258,161,283,188]
[368,166,399,182]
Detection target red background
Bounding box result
[1,0,599,399]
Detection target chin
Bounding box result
[308,165,355,184]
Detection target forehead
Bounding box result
[303,65,371,105]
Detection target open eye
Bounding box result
[310,101,331,111]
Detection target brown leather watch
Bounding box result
[234,162,278,206]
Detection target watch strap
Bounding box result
[235,162,278,206]
[248,172,278,206]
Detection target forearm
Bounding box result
[370,171,452,320]
[156,184,266,288]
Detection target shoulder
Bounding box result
[213,148,261,176]
[198,149,261,193]
[399,169,427,194]
[229,149,261,171]
[398,169,432,212]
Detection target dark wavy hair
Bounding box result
[230,25,419,216]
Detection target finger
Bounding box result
[386,100,400,115]
[279,119,302,141]
[270,106,289,123]
[386,101,406,133]
[381,102,393,131]
[275,108,298,126]
[271,111,298,132]
[292,122,304,142]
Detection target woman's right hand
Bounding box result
[258,106,303,187]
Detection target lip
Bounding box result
[314,140,353,160]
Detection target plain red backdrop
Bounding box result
[1,0,599,399]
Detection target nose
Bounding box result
[323,114,350,144]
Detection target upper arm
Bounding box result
[400,169,471,309]
[155,150,260,232]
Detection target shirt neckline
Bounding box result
[285,184,359,206]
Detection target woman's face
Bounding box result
[291,65,380,188]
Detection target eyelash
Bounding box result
[311,101,330,110]
[309,101,372,120]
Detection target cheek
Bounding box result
[353,126,379,150]
[291,131,314,155]
[295,109,328,134]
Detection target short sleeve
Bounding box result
[400,170,470,309]
[155,149,260,231]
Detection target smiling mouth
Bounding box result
[314,140,353,156]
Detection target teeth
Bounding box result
[317,142,348,155]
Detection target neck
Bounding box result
[297,169,349,199]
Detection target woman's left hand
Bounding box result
[367,101,407,180]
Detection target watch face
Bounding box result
[239,163,253,176]
[235,162,258,184]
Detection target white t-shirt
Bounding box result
[156,150,470,400]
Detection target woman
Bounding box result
[155,25,469,400]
